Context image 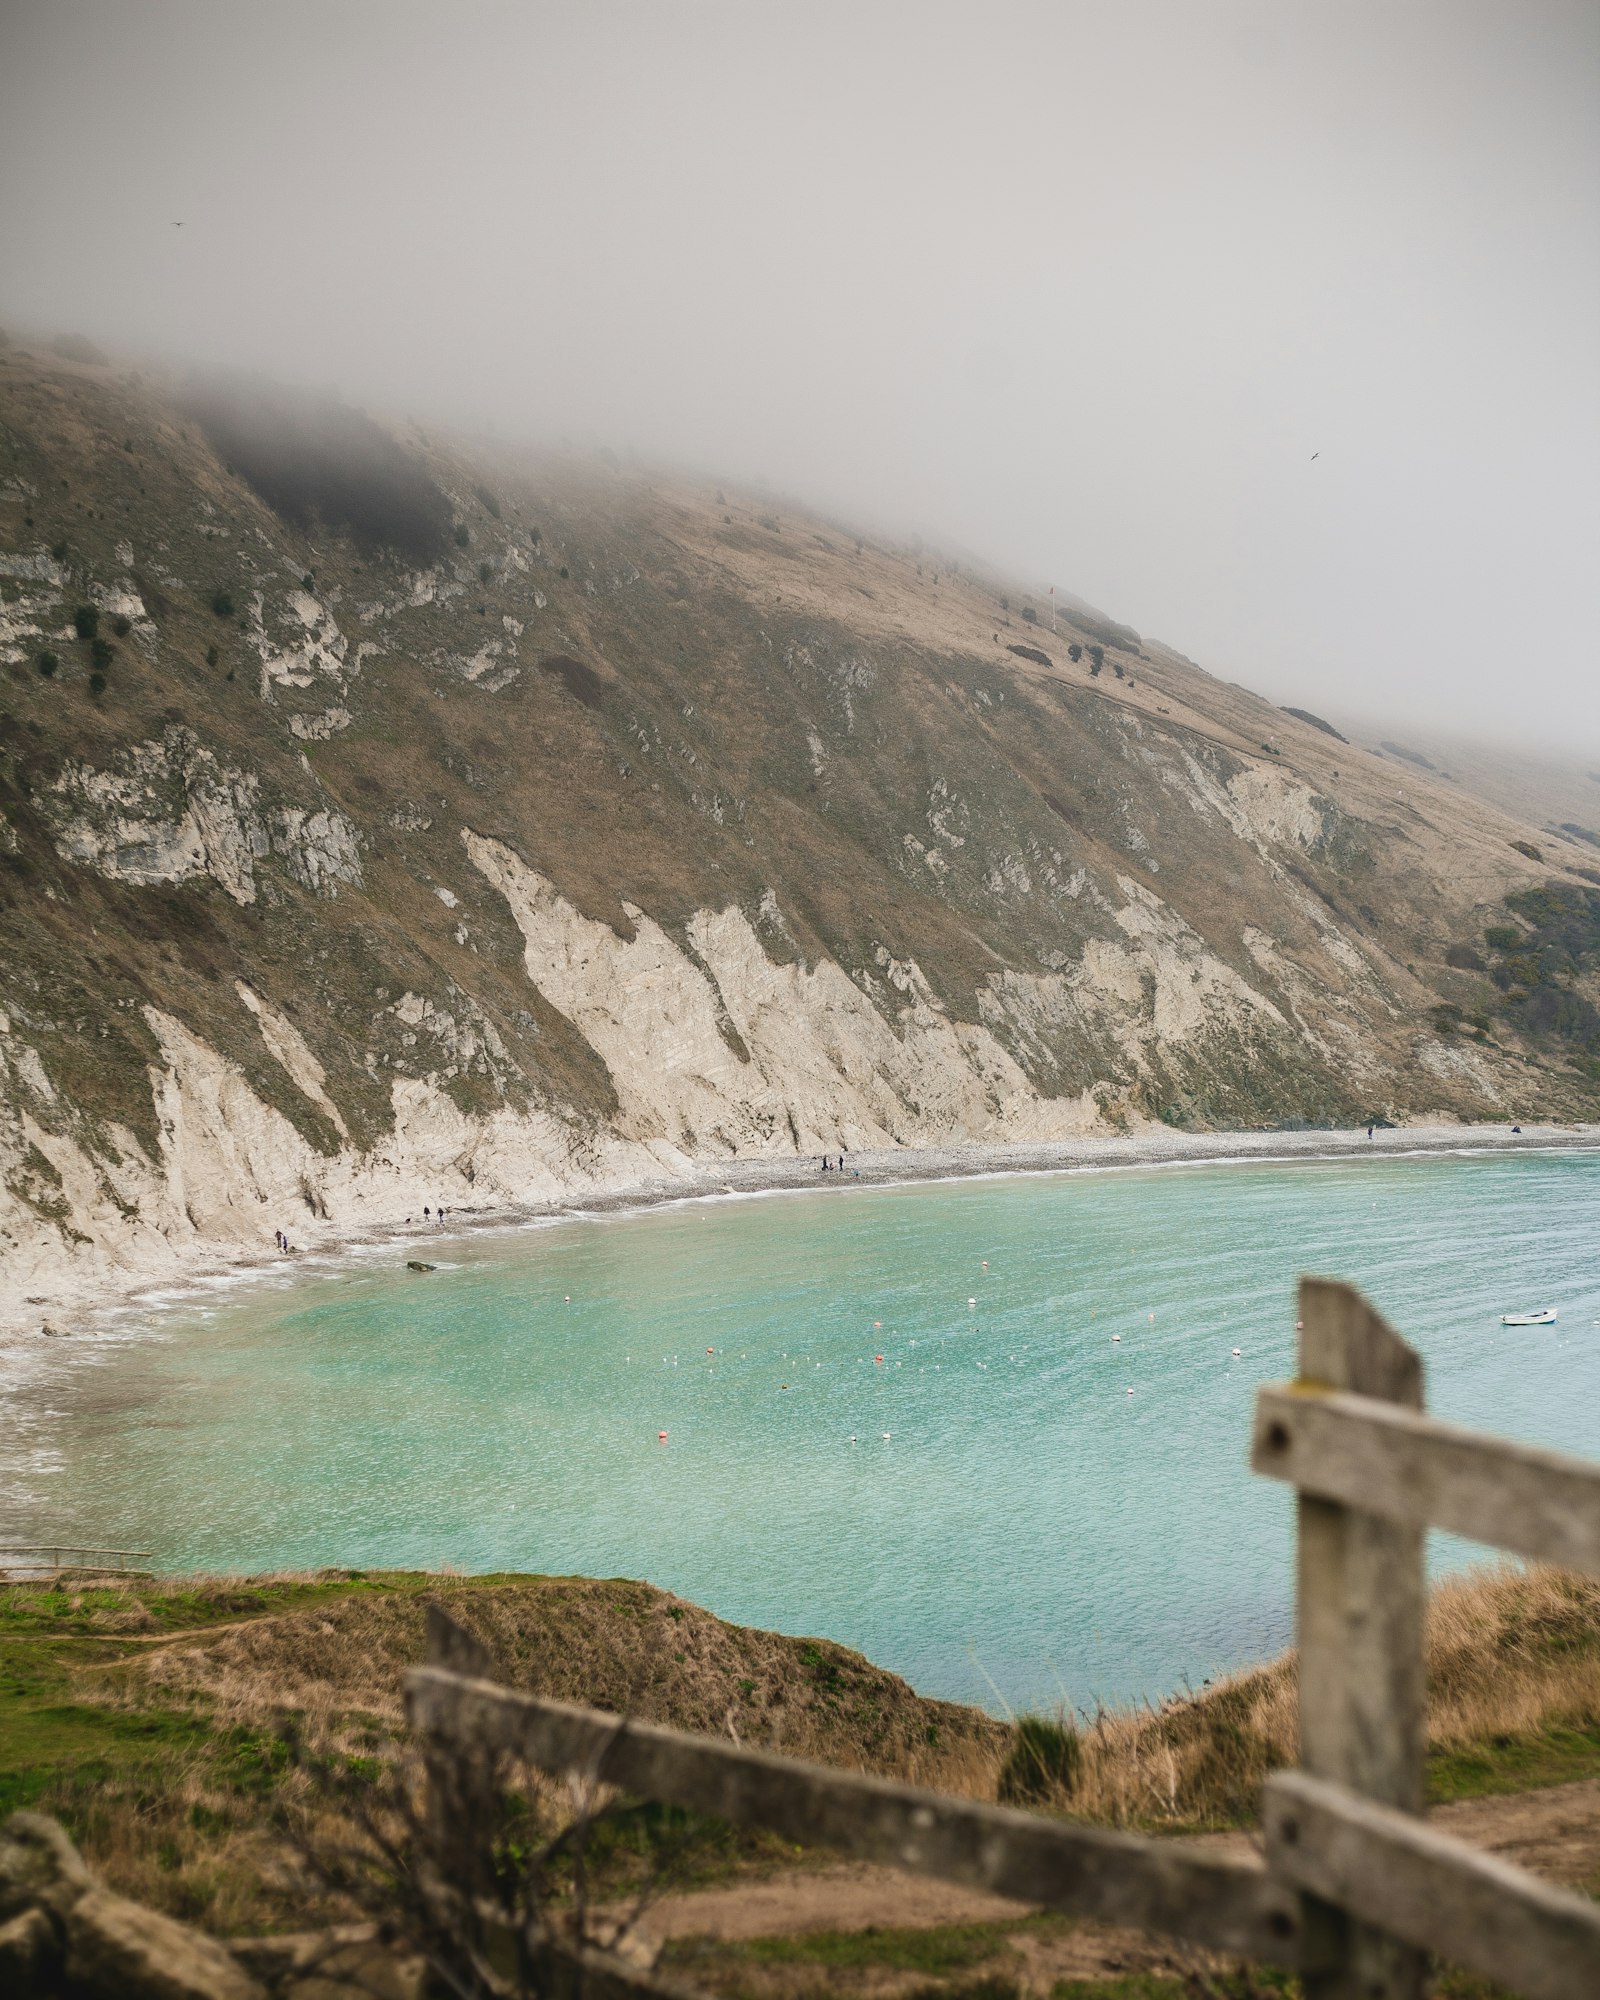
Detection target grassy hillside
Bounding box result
[2,1561,1596,1950]
[0,1569,1004,1935]
[3,339,1598,1314]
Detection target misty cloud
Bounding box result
[1,0,1595,753]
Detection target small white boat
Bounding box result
[1501,1308,1557,1326]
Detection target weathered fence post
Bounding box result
[1293,1277,1428,2000]
[421,1601,498,1904]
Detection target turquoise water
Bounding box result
[10,1150,1600,1712]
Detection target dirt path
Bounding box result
[618,1778,1600,1983]
[1434,1776,1600,1892]
[5,1616,270,1656]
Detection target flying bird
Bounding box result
[1310,451,1319,460]
[171,221,184,228]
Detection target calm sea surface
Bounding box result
[7,1150,1598,1712]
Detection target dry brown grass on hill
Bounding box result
[1055,1562,1600,1829]
[110,1574,1007,1793]
[8,1561,1600,1941]
[93,1561,1600,1836]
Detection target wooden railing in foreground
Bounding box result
[407,1277,1600,2000]
[1251,1279,1600,2000]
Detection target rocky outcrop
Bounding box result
[0,1812,263,2000]
[40,728,362,905]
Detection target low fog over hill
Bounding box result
[1,3,1596,759]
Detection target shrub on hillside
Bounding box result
[999,1713,1081,1804]
[1067,642,1082,662]
[36,650,57,678]
[88,671,106,696]
[478,561,492,584]
[1445,942,1486,971]
[111,613,132,638]
[1087,644,1104,676]
[211,588,236,618]
[454,523,471,548]
[90,637,114,669]
[1021,605,1037,624]
[73,604,98,639]
[1484,924,1522,951]
[473,482,501,518]
[1510,839,1543,863]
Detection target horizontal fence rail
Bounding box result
[0,1545,154,1576]
[1252,1384,1600,1576]
[406,1667,1302,1966]
[1264,1771,1600,2000]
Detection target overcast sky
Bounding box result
[2,1,1596,754]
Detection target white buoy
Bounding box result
[1127,1387,1135,1396]
[1232,1347,1242,1357]
[1112,1334,1121,1343]
[968,1297,977,1307]
[882,1431,891,1441]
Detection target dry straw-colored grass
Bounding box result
[1058,1562,1600,1829]
[104,1573,1008,1792]
[25,1560,1600,1929]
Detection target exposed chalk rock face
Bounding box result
[43,728,269,904]
[462,832,1280,1152]
[268,807,363,895]
[251,586,349,690]
[288,705,353,740]
[235,983,348,1138]
[39,729,362,903]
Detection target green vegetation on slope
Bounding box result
[1,1561,1596,1952]
[5,342,1597,1293]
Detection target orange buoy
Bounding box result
[658,1430,668,1442]
[874,1353,884,1364]
[706,1346,714,1354]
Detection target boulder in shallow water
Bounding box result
[406,1260,437,1272]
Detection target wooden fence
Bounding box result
[407,1277,1600,2000]
[0,1543,154,1579]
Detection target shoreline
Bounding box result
[6,1119,1596,1357]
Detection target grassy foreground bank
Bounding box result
[2,1563,1596,1991]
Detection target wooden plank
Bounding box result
[1291,1277,1427,2000]
[405,1669,1302,1965]
[1264,1770,1600,2000]
[1254,1382,1600,1575]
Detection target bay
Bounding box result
[8,1149,1598,1713]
